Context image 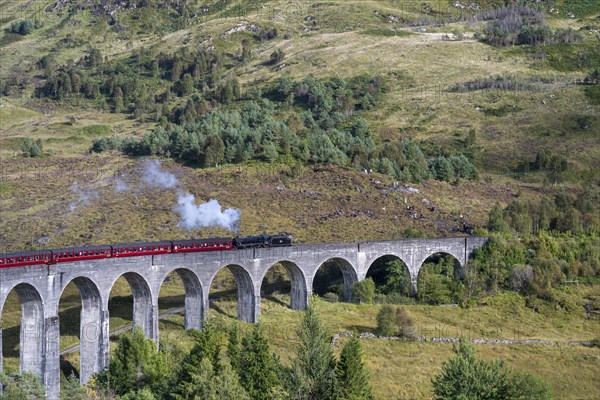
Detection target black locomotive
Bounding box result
[233,233,293,249]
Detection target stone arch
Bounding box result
[209,264,256,323]
[109,272,154,339]
[260,260,308,311]
[158,268,203,330]
[314,257,358,302]
[366,254,414,296]
[57,277,104,384]
[1,283,45,377]
[416,252,463,301]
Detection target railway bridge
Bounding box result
[0,237,487,399]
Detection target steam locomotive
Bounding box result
[0,233,292,269]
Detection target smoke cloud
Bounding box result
[115,177,129,192]
[141,159,178,188]
[69,183,99,212]
[175,193,241,232]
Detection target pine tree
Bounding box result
[171,322,222,397]
[0,372,46,400]
[103,326,169,396]
[228,323,242,372]
[240,325,281,400]
[292,299,338,400]
[60,373,86,400]
[336,336,373,400]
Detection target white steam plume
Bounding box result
[175,193,240,232]
[69,183,99,212]
[141,159,178,188]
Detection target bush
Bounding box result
[433,338,552,400]
[322,292,339,303]
[9,19,35,35]
[376,304,397,336]
[21,138,43,157]
[396,307,418,339]
[352,278,375,304]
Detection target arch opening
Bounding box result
[313,258,358,302]
[209,265,255,323]
[108,273,154,341]
[417,253,463,305]
[0,284,44,377]
[58,277,103,384]
[260,261,308,311]
[366,255,413,300]
[158,268,203,333]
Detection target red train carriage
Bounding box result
[111,241,173,258]
[50,245,112,263]
[172,238,234,253]
[0,250,52,268]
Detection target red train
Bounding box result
[0,234,291,269]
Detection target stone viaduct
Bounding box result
[0,237,487,399]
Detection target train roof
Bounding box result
[172,238,232,244]
[52,244,113,251]
[111,241,173,248]
[0,249,52,257]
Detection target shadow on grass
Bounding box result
[1,325,19,358]
[60,356,79,379]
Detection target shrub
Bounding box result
[352,278,375,304]
[376,304,397,336]
[396,307,418,339]
[21,138,43,157]
[322,292,339,303]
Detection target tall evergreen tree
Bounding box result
[103,326,169,397]
[240,325,281,400]
[228,323,242,372]
[60,373,86,400]
[292,299,338,400]
[171,322,222,397]
[336,336,373,400]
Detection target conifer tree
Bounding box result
[292,299,338,400]
[228,323,242,372]
[60,373,86,400]
[171,322,222,397]
[103,326,169,397]
[240,325,281,400]
[336,335,373,400]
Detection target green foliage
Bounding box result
[227,323,242,372]
[336,336,373,400]
[432,338,552,400]
[583,85,600,105]
[101,326,169,397]
[418,255,463,305]
[360,29,413,37]
[240,325,282,400]
[352,278,375,304]
[172,322,223,397]
[60,373,86,400]
[91,136,121,153]
[375,304,397,336]
[8,19,35,35]
[292,300,338,400]
[0,372,45,400]
[21,138,43,157]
